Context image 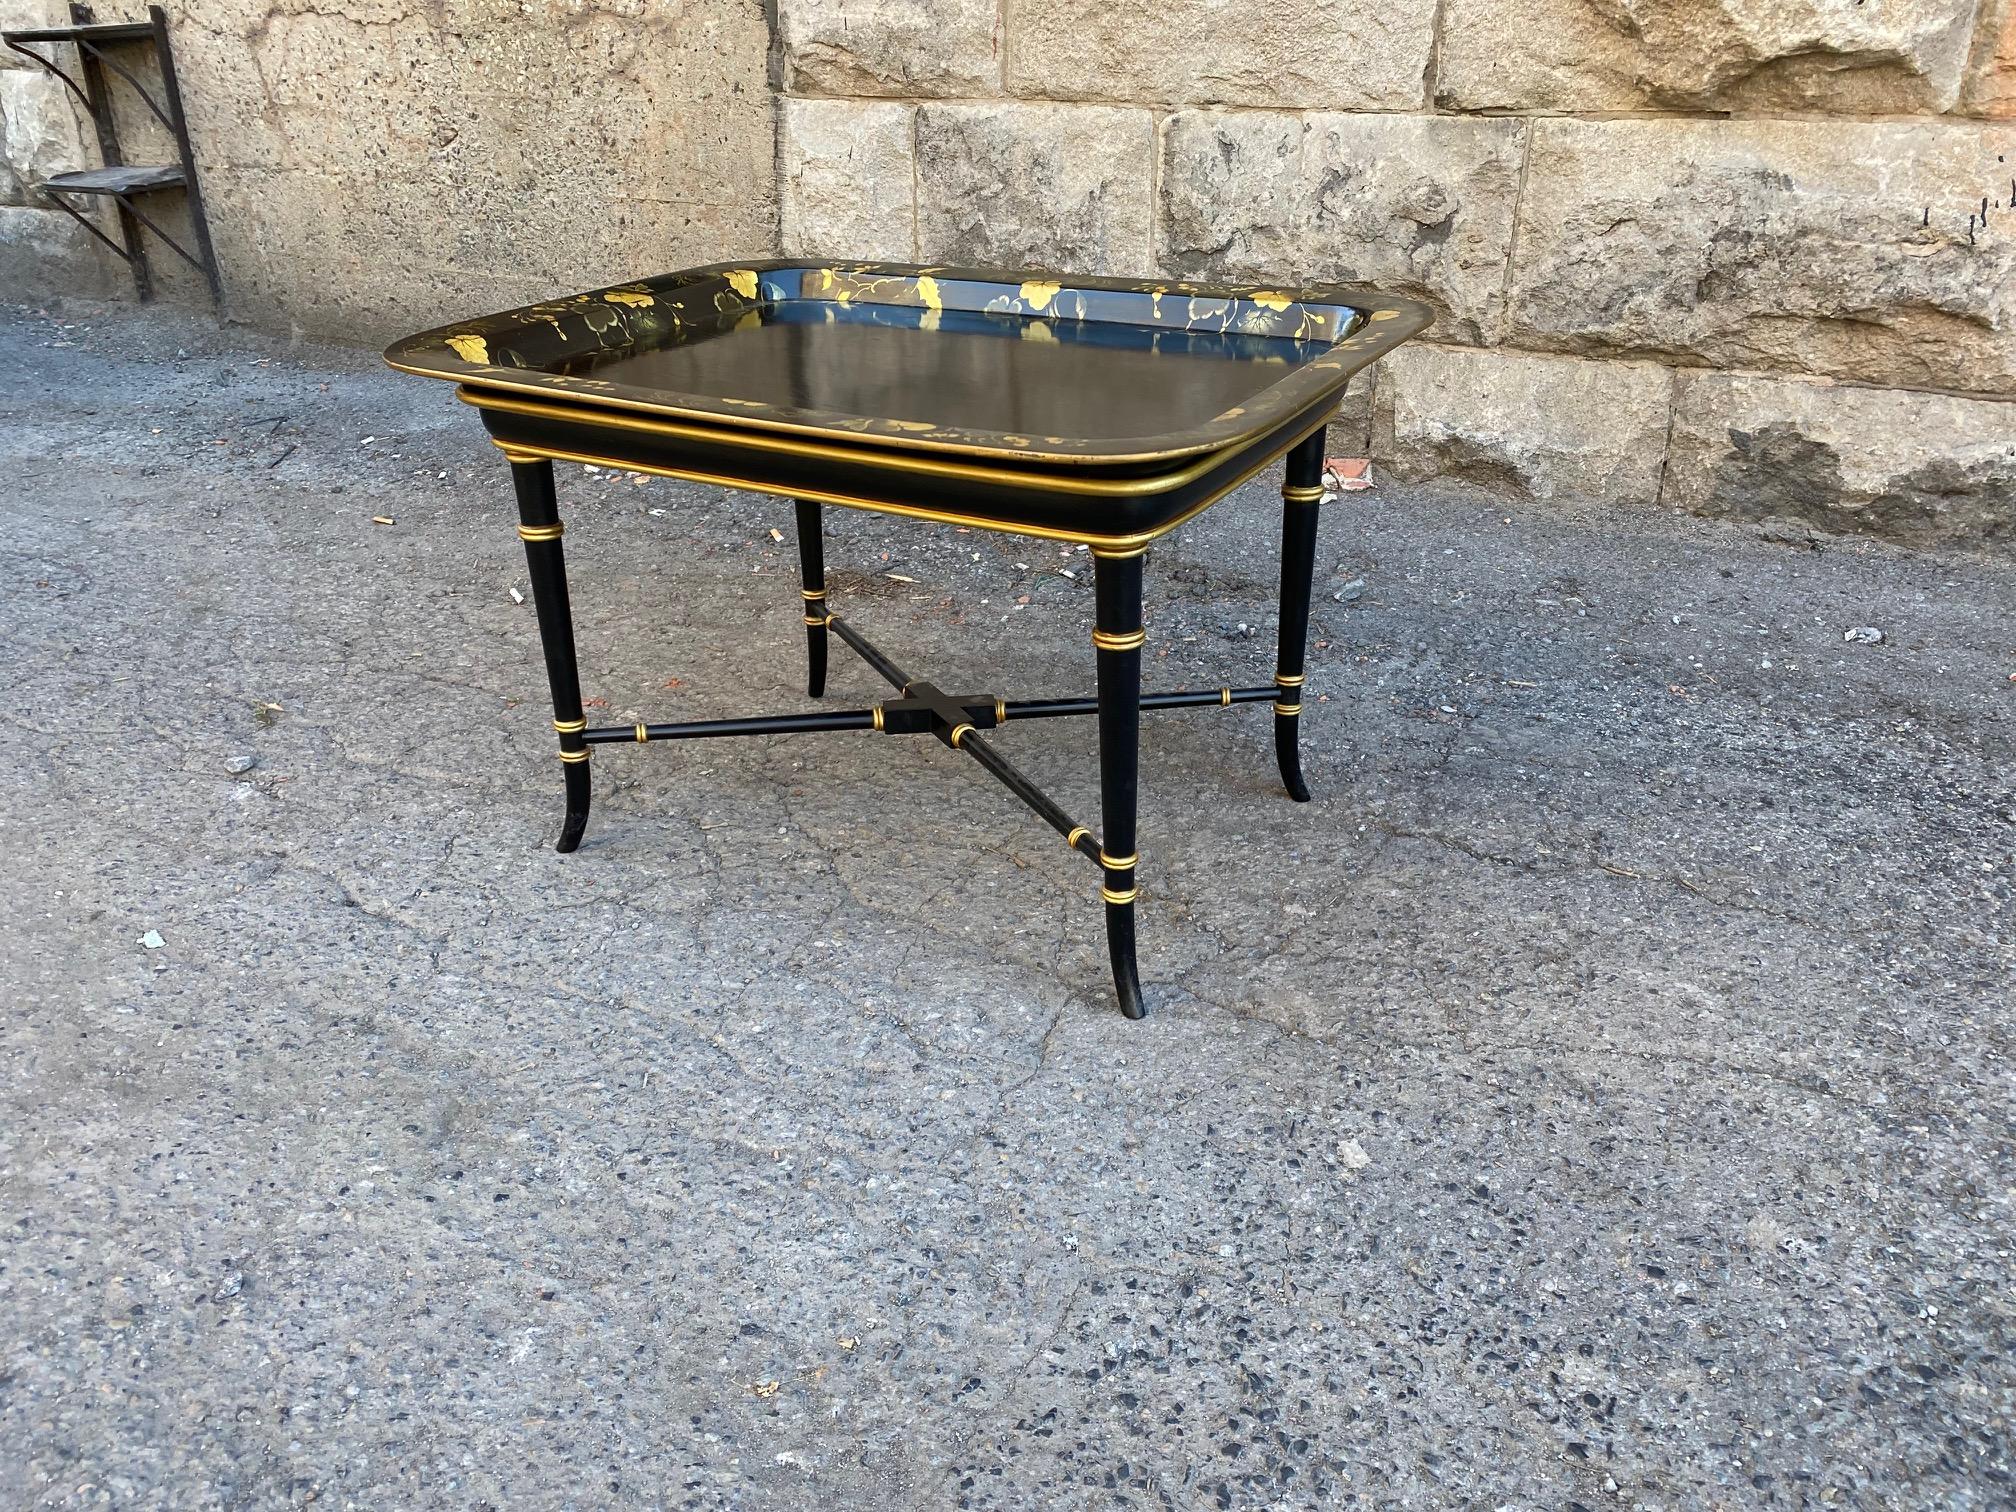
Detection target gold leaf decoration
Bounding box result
[1018,280,1062,312]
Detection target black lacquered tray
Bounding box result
[384,261,1430,469]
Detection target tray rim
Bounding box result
[383,259,1434,468]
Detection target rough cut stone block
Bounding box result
[0,204,121,297]
[1154,110,1303,279]
[1507,118,2016,396]
[1372,345,1673,504]
[0,1,67,59]
[1329,371,1376,456]
[1664,372,2016,549]
[780,98,915,261]
[1004,0,1433,110]
[1438,0,1978,113]
[1158,111,1523,345]
[1,116,20,205]
[1963,0,2016,118]
[916,103,1153,276]
[0,70,90,185]
[780,0,998,98]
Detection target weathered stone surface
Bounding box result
[1154,110,1302,279]
[1158,111,1522,345]
[157,0,777,336]
[1507,118,2016,396]
[778,0,991,98]
[200,152,767,336]
[0,0,65,53]
[1438,0,1978,113]
[197,166,545,333]
[1004,0,1433,110]
[0,70,88,187]
[0,115,20,205]
[0,0,778,320]
[1329,371,1376,455]
[1962,0,2016,117]
[916,102,1152,275]
[0,2,85,205]
[0,205,120,297]
[1373,345,1674,503]
[1664,372,2016,548]
[780,98,916,261]
[780,0,998,97]
[7,0,778,323]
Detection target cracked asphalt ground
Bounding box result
[2,298,2013,1512]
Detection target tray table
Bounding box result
[386,260,1432,1017]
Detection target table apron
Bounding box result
[465,388,1338,551]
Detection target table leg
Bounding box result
[1274,428,1327,803]
[793,498,829,698]
[508,454,592,852]
[1092,548,1146,1019]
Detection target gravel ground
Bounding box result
[1,299,2012,1511]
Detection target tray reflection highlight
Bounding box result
[550,300,1336,445]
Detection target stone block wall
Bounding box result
[2,0,2011,545]
[0,3,121,296]
[779,0,2016,548]
[0,0,776,335]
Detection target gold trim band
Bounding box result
[800,588,826,601]
[1274,672,1305,687]
[516,522,565,542]
[872,704,885,731]
[1274,701,1303,716]
[804,612,834,627]
[1091,628,1147,652]
[1099,850,1139,870]
[995,697,1007,724]
[497,445,542,464]
[949,722,975,748]
[1066,825,1091,849]
[1090,542,1150,560]
[1283,484,1327,501]
[455,393,1334,555]
[634,722,648,743]
[1100,885,1139,906]
[1220,687,1232,706]
[558,747,591,763]
[552,717,587,734]
[464,388,1229,501]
